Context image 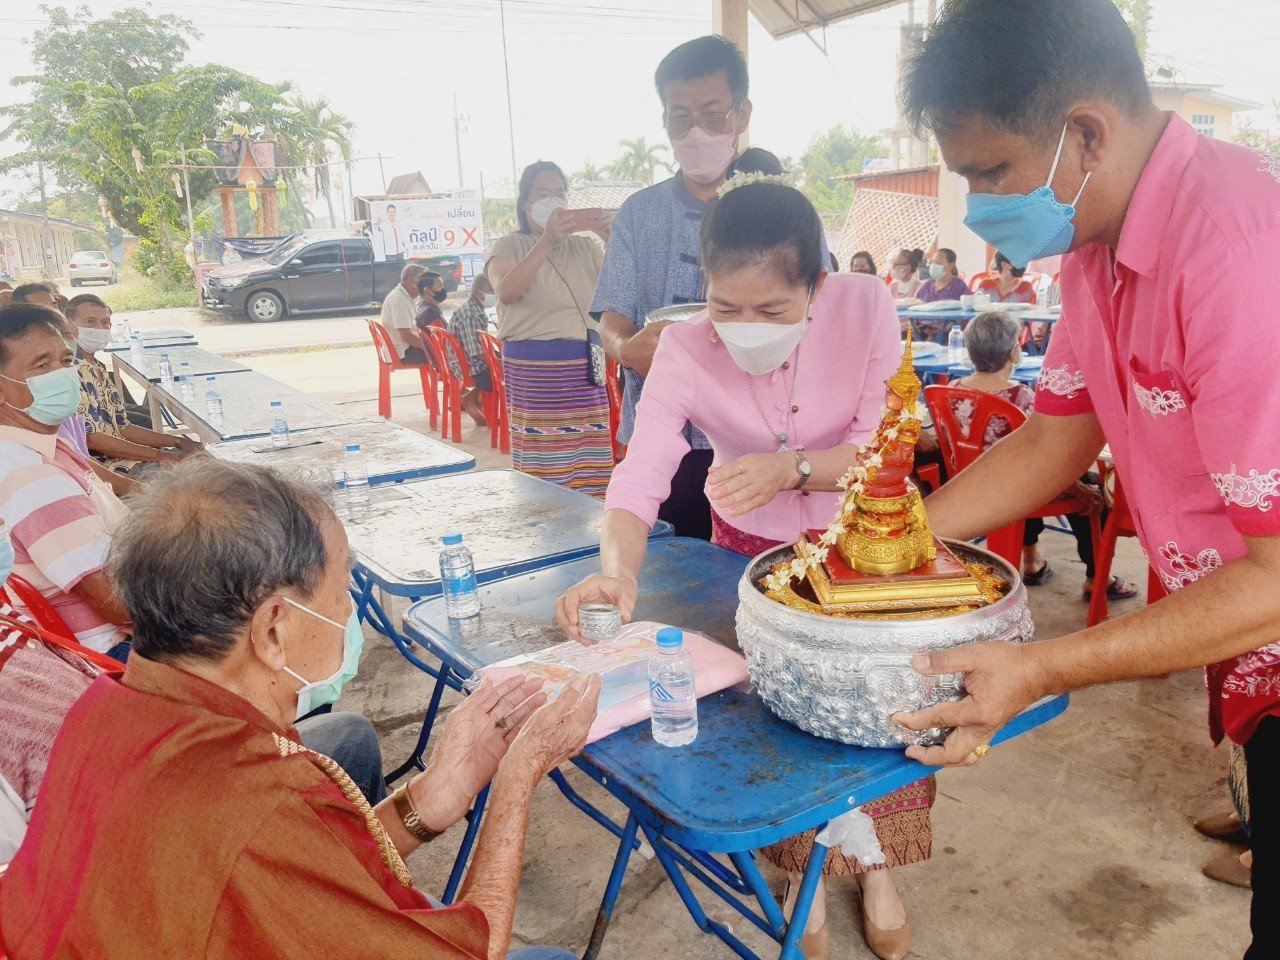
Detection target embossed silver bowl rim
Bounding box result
[738,538,1027,647]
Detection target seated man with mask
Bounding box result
[1,459,599,960]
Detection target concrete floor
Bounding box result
[184,334,1251,959]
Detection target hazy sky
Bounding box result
[1,0,1275,206]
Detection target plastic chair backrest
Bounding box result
[0,608,123,673]
[365,318,398,366]
[924,385,1027,476]
[969,271,998,292]
[423,326,470,382]
[478,332,503,388]
[3,574,76,642]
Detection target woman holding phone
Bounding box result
[555,177,925,960]
[486,161,611,497]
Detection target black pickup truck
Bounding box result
[202,235,415,322]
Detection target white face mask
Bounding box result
[482,293,497,309]
[75,326,113,354]
[712,295,812,376]
[529,195,566,228]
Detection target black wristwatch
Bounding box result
[792,451,813,490]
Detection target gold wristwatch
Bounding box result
[390,779,444,844]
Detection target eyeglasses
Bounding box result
[664,105,739,139]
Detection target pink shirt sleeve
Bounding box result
[1183,234,1280,537]
[603,330,696,529]
[1033,315,1094,417]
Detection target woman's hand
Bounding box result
[412,674,548,831]
[1069,480,1105,516]
[555,574,638,643]
[707,452,799,519]
[503,673,602,779]
[537,208,572,249]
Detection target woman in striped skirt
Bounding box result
[486,161,612,497]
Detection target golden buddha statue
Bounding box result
[762,334,1004,619]
[836,335,937,576]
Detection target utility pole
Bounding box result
[453,93,469,189]
[499,0,518,191]
[180,144,199,296]
[377,153,388,194]
[36,156,53,277]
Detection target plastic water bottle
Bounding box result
[947,324,965,364]
[439,532,480,619]
[176,375,194,404]
[114,319,131,344]
[649,627,698,747]
[158,352,173,389]
[204,376,223,429]
[269,400,290,448]
[129,332,144,365]
[343,443,370,513]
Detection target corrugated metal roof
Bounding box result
[567,181,645,211]
[748,0,905,40]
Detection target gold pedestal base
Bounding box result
[837,488,936,576]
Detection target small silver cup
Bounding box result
[578,602,621,643]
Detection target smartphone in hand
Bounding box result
[565,208,608,234]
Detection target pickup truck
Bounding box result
[202,235,419,322]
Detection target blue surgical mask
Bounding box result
[0,366,83,426]
[281,596,365,720]
[0,523,13,586]
[963,123,1092,269]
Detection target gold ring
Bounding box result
[973,744,990,759]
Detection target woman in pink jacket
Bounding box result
[557,178,923,960]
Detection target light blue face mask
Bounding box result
[0,523,14,586]
[963,123,1092,270]
[0,366,83,426]
[282,596,365,720]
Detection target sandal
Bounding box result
[1083,576,1139,601]
[1022,561,1054,586]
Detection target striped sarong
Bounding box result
[502,339,613,497]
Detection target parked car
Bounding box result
[201,235,408,322]
[422,254,463,294]
[68,251,117,286]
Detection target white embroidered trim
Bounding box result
[1212,466,1280,513]
[1222,642,1280,700]
[1036,364,1087,398]
[1257,151,1280,188]
[1157,541,1223,592]
[1132,381,1186,417]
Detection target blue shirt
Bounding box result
[590,175,711,448]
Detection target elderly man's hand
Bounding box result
[413,675,547,832]
[618,320,674,377]
[891,641,1048,766]
[173,435,204,455]
[503,673,601,779]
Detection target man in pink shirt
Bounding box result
[896,1,1279,955]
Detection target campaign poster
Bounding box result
[369,198,484,262]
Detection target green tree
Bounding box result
[1234,101,1280,155]
[1,5,357,279]
[1114,0,1153,58]
[573,160,607,183]
[611,137,670,184]
[794,124,886,226]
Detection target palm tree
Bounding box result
[611,136,670,185]
[290,95,355,228]
[573,160,606,184]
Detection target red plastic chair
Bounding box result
[478,331,509,454]
[4,573,77,641]
[924,385,1102,576]
[422,326,491,444]
[0,605,123,673]
[365,319,439,428]
[605,357,626,462]
[969,271,998,292]
[1087,461,1167,627]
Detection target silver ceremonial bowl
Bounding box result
[736,539,1033,748]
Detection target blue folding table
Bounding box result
[208,419,474,485]
[346,469,672,779]
[403,538,1069,960]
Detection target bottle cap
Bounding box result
[206,376,215,382]
[161,352,170,359]
[442,532,463,546]
[270,400,282,408]
[346,443,360,453]
[656,627,683,648]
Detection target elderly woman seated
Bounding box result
[942,312,1135,601]
[0,459,599,959]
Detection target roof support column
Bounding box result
[712,0,751,149]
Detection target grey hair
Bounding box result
[963,311,1022,373]
[400,263,426,283]
[108,458,336,665]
